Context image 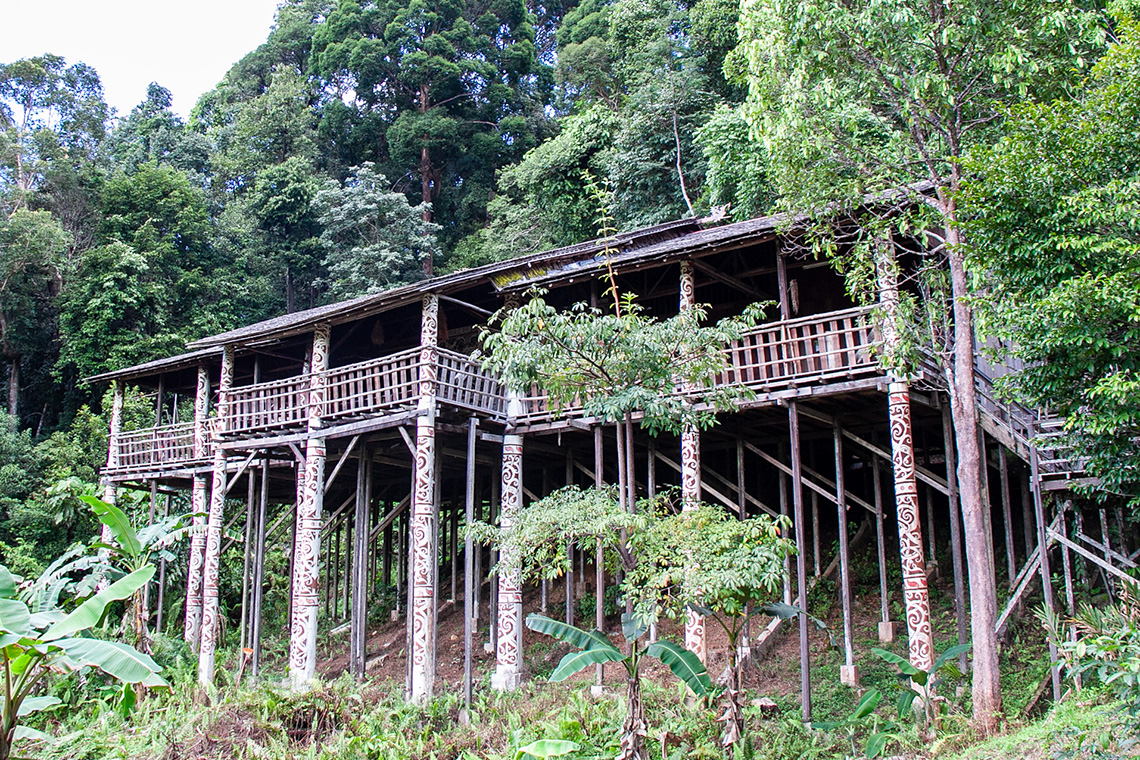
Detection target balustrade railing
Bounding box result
[326,348,421,421]
[107,307,884,472]
[115,422,199,472]
[226,374,310,436]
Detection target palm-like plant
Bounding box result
[0,563,167,760]
[526,613,711,760]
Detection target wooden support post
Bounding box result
[156,492,170,633]
[779,443,791,605]
[99,380,124,543]
[493,424,525,691]
[565,452,575,627]
[789,401,811,722]
[811,489,821,577]
[942,403,968,669]
[1100,509,1114,594]
[872,457,891,630]
[251,455,268,678]
[450,489,459,604]
[1059,500,1080,688]
[1029,445,1061,700]
[887,382,935,672]
[835,423,857,686]
[199,345,235,686]
[594,424,605,687]
[736,438,746,518]
[1021,470,1035,559]
[186,365,210,650]
[240,467,256,652]
[925,485,940,581]
[351,447,370,679]
[464,417,478,706]
[410,295,440,702]
[288,324,330,690]
[144,479,158,629]
[999,446,1016,587]
[680,259,706,663]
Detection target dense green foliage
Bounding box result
[963,10,1140,505]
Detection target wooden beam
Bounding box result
[324,435,361,495]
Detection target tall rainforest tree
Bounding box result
[736,0,1107,731]
[311,0,549,268]
[964,10,1140,507]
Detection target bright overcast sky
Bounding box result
[3,0,284,120]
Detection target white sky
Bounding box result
[3,0,285,120]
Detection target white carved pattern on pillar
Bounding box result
[198,347,234,685]
[100,381,125,534]
[888,382,935,670]
[185,365,210,647]
[410,295,439,701]
[494,434,524,690]
[289,323,330,688]
[877,240,934,671]
[679,260,706,661]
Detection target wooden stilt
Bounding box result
[778,443,791,605]
[464,417,478,706]
[156,492,170,633]
[489,464,500,654]
[492,426,524,691]
[925,485,940,580]
[999,447,1016,586]
[409,295,440,702]
[942,403,968,670]
[185,365,210,650]
[288,324,330,690]
[565,452,575,626]
[872,457,890,626]
[1021,470,1035,559]
[834,423,857,686]
[1059,500,1080,688]
[351,447,370,679]
[811,489,821,577]
[450,491,459,604]
[251,456,268,678]
[240,468,255,652]
[736,438,746,518]
[595,424,605,687]
[789,401,811,721]
[198,346,235,687]
[1029,445,1061,700]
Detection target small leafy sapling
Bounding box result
[811,689,900,759]
[872,643,971,734]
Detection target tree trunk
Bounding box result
[943,196,1003,732]
[619,670,648,760]
[285,268,296,314]
[7,357,18,429]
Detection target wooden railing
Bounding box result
[326,348,421,422]
[437,348,507,418]
[717,306,877,388]
[106,308,881,471]
[518,306,879,423]
[115,422,200,472]
[227,375,310,437]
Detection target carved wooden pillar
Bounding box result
[99,380,124,546]
[198,346,234,685]
[409,296,439,702]
[878,244,934,671]
[679,260,706,662]
[493,422,525,691]
[289,324,330,689]
[185,364,210,649]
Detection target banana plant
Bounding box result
[83,495,198,650]
[526,612,711,760]
[811,689,899,759]
[872,643,971,731]
[0,562,168,760]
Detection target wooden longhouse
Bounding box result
[91,208,1099,715]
